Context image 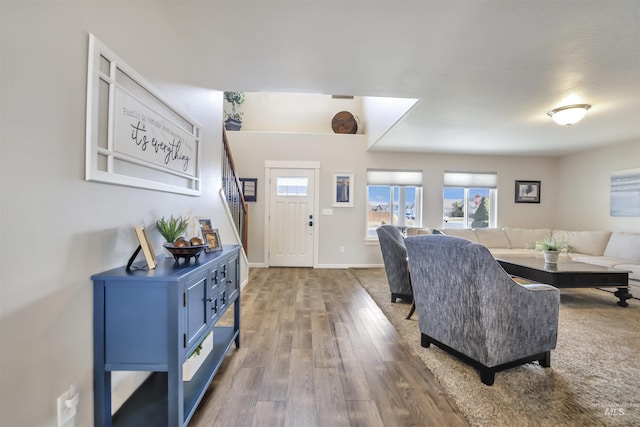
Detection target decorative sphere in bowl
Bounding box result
[163,242,208,263]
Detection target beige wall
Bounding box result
[230,135,639,268]
[555,140,640,232]
[229,131,561,266]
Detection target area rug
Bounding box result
[350,268,640,427]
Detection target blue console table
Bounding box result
[92,245,241,427]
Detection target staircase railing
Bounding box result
[221,129,249,251]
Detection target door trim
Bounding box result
[264,161,320,267]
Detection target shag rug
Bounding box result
[350,268,640,427]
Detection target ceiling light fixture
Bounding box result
[547,104,591,126]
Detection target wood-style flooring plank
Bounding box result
[250,400,286,427]
[189,267,469,427]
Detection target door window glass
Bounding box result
[276,177,308,196]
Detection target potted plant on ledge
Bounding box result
[536,236,568,264]
[223,91,245,131]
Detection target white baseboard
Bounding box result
[315,263,384,269]
[247,263,384,269]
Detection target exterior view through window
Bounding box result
[443,187,492,228]
[367,169,423,238]
[367,185,421,238]
[443,172,497,229]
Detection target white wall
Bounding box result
[228,131,561,266]
[0,3,241,427]
[555,140,640,232]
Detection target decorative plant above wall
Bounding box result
[223,91,245,131]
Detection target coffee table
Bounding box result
[496,256,632,307]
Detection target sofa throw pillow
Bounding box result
[603,232,640,262]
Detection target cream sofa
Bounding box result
[408,227,640,287]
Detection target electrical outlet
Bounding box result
[340,246,345,253]
[56,386,78,427]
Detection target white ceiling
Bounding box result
[208,0,640,156]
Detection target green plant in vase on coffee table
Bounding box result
[536,236,568,264]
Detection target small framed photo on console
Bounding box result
[133,224,157,269]
[203,228,222,252]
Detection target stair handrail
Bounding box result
[221,128,249,251]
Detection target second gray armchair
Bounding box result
[376,225,413,307]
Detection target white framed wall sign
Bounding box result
[85,34,202,196]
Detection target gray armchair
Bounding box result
[376,225,413,305]
[405,234,560,385]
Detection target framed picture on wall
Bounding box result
[333,172,354,207]
[610,168,640,217]
[515,180,541,203]
[240,178,257,202]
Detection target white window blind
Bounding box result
[367,169,423,186]
[443,171,497,188]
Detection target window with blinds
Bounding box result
[366,169,423,238]
[443,171,497,229]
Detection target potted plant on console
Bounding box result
[223,91,245,131]
[157,215,188,243]
[536,236,568,264]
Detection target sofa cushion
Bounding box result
[438,228,479,243]
[612,264,640,281]
[475,229,511,248]
[415,228,433,235]
[603,232,640,263]
[503,227,551,249]
[569,255,621,268]
[570,256,640,282]
[489,248,537,257]
[553,230,612,256]
[406,227,429,236]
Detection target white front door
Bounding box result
[268,168,315,267]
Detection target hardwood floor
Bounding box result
[189,268,469,427]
